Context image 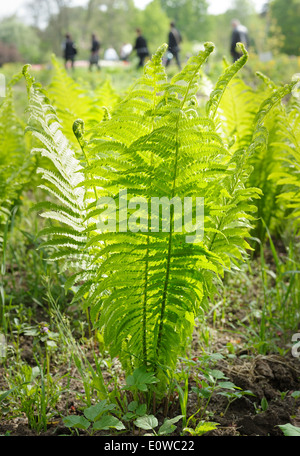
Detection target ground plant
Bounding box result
[0,41,299,439]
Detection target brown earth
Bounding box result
[1,344,299,437]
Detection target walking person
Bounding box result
[165,22,182,69]
[133,28,149,69]
[230,19,249,62]
[63,34,77,69]
[89,33,101,71]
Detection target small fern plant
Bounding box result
[48,55,119,147]
[269,89,300,235]
[217,66,297,246]
[23,43,290,392]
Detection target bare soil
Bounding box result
[1,336,299,437]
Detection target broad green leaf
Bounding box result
[218,381,239,389]
[63,415,90,430]
[126,375,135,387]
[158,415,184,435]
[136,403,147,416]
[92,415,125,431]
[198,387,212,399]
[134,415,158,430]
[123,412,136,420]
[278,423,300,436]
[128,401,138,412]
[209,370,227,380]
[84,400,115,422]
[291,391,300,400]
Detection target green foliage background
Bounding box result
[0,0,299,69]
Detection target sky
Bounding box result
[0,0,267,20]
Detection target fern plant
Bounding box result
[23,66,90,274]
[247,74,298,244]
[217,67,297,246]
[23,44,293,391]
[0,77,33,252]
[48,56,119,147]
[270,93,300,235]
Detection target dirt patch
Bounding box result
[1,352,299,436]
[206,354,300,436]
[1,294,299,438]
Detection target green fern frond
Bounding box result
[48,55,119,146]
[0,80,33,252]
[23,64,91,275]
[248,78,298,241]
[73,44,257,379]
[206,43,248,120]
[24,44,293,391]
[269,94,300,233]
[217,65,298,244]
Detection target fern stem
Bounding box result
[73,119,98,202]
[155,133,180,365]
[142,234,150,366]
[141,62,163,368]
[155,53,210,367]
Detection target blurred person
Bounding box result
[133,28,149,68]
[89,33,101,71]
[230,19,249,62]
[104,46,119,61]
[165,22,182,69]
[63,33,77,69]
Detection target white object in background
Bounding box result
[292,73,300,99]
[0,74,6,98]
[104,47,119,61]
[259,52,273,62]
[0,333,6,361]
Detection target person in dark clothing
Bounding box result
[63,34,77,69]
[165,22,182,69]
[230,19,249,62]
[89,33,101,71]
[133,28,149,69]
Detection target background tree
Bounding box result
[270,0,300,55]
[229,0,256,24]
[25,0,76,57]
[135,0,169,53]
[160,0,210,42]
[207,0,284,59]
[207,0,255,57]
[249,2,284,56]
[0,16,42,63]
[82,0,138,53]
